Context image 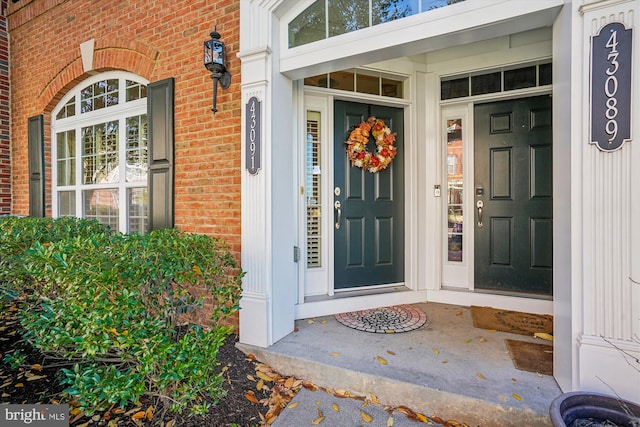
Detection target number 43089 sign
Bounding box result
[590,22,632,152]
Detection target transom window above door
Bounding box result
[289,0,467,48]
[52,71,149,234]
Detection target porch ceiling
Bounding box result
[279,0,563,80]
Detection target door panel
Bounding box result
[474,96,552,295]
[334,101,404,289]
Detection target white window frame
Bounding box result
[51,71,149,233]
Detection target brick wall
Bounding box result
[8,0,242,330]
[8,0,241,249]
[0,0,9,215]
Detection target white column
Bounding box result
[576,0,640,402]
[239,0,296,347]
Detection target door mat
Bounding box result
[335,305,427,334]
[471,305,553,336]
[505,339,553,376]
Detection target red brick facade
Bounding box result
[7,0,242,258]
[0,1,9,215]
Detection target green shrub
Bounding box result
[2,217,243,416]
[0,216,109,294]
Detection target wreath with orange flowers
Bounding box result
[345,117,397,173]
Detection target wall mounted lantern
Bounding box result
[204,27,231,114]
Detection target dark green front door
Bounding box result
[334,101,404,289]
[474,96,553,295]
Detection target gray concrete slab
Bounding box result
[271,387,444,427]
[238,302,562,427]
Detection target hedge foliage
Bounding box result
[0,216,244,416]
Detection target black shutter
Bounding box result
[28,115,45,218]
[147,78,175,231]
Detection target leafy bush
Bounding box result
[1,217,243,416]
[0,216,109,294]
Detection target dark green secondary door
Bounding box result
[334,101,404,289]
[474,96,552,295]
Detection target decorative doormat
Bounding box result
[335,305,427,334]
[471,305,553,336]
[505,339,553,376]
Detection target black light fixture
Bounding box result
[204,27,231,114]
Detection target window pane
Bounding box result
[80,79,120,113]
[56,131,76,186]
[306,111,322,268]
[328,0,369,37]
[471,72,501,96]
[381,78,403,98]
[423,0,466,11]
[504,66,536,91]
[56,96,76,120]
[128,188,148,234]
[304,74,329,88]
[84,188,119,230]
[126,80,147,102]
[373,0,417,25]
[447,118,463,262]
[58,191,76,216]
[539,63,552,86]
[126,115,148,182]
[82,121,119,185]
[289,0,326,48]
[356,73,379,95]
[330,71,355,91]
[441,77,468,100]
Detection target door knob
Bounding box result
[476,200,484,228]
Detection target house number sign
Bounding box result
[246,96,261,174]
[590,22,633,152]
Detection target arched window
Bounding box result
[52,71,149,233]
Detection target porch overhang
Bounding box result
[279,0,564,80]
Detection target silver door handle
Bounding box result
[334,200,341,229]
[476,200,484,228]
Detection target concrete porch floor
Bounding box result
[237,302,562,427]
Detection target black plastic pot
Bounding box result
[550,391,640,427]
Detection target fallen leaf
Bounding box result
[386,350,396,355]
[433,348,440,354]
[14,383,23,388]
[442,359,449,364]
[479,337,487,343]
[416,413,428,422]
[512,378,517,382]
[375,356,388,365]
[513,393,522,401]
[387,416,394,426]
[284,377,295,389]
[145,406,153,421]
[131,411,146,420]
[476,372,486,379]
[455,311,463,316]
[247,374,256,382]
[321,320,328,324]
[329,352,341,357]
[361,410,373,423]
[26,375,46,381]
[308,319,315,324]
[303,381,318,391]
[465,338,472,343]
[166,420,176,427]
[1,393,9,397]
[31,364,42,371]
[256,379,264,391]
[245,390,259,403]
[287,402,299,409]
[534,332,554,341]
[311,416,325,424]
[256,371,274,382]
[332,403,339,412]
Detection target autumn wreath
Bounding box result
[345,116,397,173]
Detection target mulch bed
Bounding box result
[0,298,274,426]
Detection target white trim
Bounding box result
[428,288,553,315]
